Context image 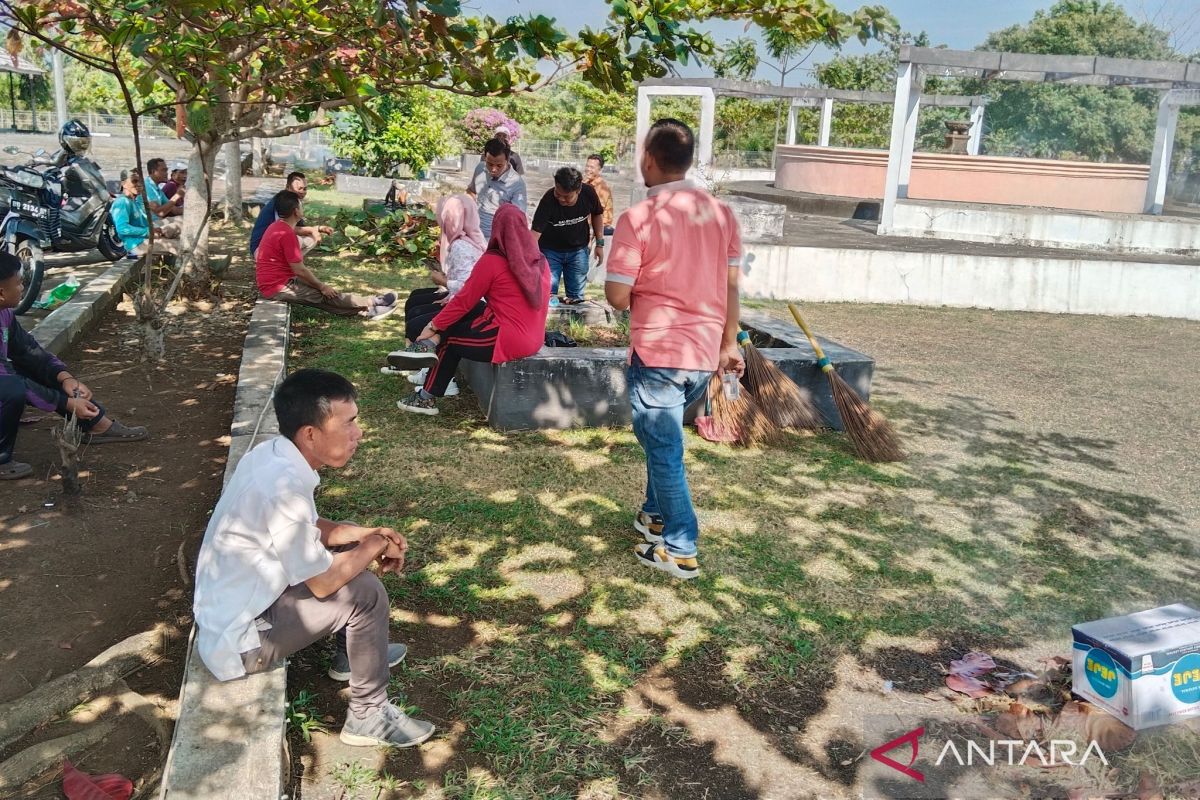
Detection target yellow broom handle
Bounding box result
[787,303,834,374]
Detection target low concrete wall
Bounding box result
[888,200,1200,257]
[741,241,1200,320]
[459,319,874,431]
[775,145,1150,214]
[161,300,290,800]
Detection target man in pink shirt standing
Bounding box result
[605,119,744,580]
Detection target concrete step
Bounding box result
[161,300,291,800]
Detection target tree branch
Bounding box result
[225,116,332,143]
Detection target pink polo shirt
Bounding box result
[606,179,742,372]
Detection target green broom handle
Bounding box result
[787,303,834,374]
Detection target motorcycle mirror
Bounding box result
[2,146,18,154]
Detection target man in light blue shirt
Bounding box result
[467,138,527,240]
[110,170,179,258]
[145,159,182,218]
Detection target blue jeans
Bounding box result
[627,353,711,558]
[542,247,589,301]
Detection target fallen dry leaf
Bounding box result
[1171,778,1200,798]
[1137,771,1164,800]
[949,651,997,677]
[947,673,992,698]
[1084,710,1136,753]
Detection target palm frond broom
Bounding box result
[787,303,904,462]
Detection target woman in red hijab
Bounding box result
[393,203,550,416]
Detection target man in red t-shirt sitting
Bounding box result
[255,191,397,319]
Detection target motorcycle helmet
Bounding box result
[59,119,91,156]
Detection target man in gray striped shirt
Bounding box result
[467,138,528,239]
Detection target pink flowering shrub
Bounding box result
[457,108,522,152]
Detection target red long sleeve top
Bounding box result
[431,252,550,363]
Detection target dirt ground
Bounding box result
[0,259,254,795]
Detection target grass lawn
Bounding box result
[283,240,1199,800]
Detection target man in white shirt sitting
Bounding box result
[192,369,436,748]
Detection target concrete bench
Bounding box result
[160,300,290,799]
[458,312,874,431]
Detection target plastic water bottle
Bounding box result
[33,276,80,310]
[721,371,740,400]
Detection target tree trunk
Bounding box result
[223,141,243,223]
[251,136,266,175]
[180,138,218,292]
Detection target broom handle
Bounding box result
[787,303,834,374]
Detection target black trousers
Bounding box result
[404,287,446,343]
[0,375,105,464]
[422,302,498,397]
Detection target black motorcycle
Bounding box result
[51,147,126,263]
[0,149,61,314]
[0,145,125,314]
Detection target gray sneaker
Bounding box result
[340,700,435,748]
[0,460,32,480]
[328,642,408,682]
[84,419,148,444]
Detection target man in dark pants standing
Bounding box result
[531,166,605,305]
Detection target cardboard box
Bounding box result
[1072,604,1200,730]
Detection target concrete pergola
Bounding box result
[635,77,988,181]
[880,46,1200,231]
[781,88,987,153]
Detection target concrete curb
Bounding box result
[30,258,137,354]
[160,300,290,800]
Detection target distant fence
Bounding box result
[12,109,778,176]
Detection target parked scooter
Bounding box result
[51,120,126,263]
[0,148,61,314]
[0,120,126,314]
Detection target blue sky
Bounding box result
[466,0,1200,83]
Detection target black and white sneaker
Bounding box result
[340,700,435,748]
[387,340,438,370]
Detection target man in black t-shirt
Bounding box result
[531,166,605,304]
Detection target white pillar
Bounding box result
[786,103,798,146]
[897,76,921,198]
[880,61,917,235]
[698,87,716,173]
[52,50,68,129]
[1144,93,1179,215]
[818,98,833,147]
[633,87,652,197]
[967,104,985,155]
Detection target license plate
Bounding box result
[13,201,47,219]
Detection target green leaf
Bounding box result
[344,225,366,238]
[423,0,461,15]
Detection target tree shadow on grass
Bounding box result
[286,306,1196,800]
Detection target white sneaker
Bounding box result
[366,303,399,322]
[380,366,410,376]
[402,372,458,397]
